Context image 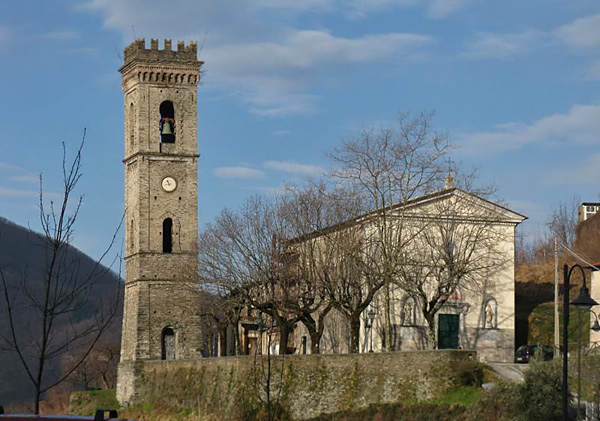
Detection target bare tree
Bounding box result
[549,197,579,251]
[62,333,120,390]
[0,139,122,413]
[198,195,318,355]
[327,112,450,351]
[282,184,355,354]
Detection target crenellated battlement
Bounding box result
[121,38,201,72]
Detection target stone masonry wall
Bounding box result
[119,350,477,420]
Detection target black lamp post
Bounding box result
[366,309,376,353]
[563,264,599,421]
[574,308,600,421]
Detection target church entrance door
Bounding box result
[438,314,459,349]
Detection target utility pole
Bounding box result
[555,237,560,357]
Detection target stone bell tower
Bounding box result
[117,38,203,404]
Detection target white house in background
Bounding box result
[578,202,600,224]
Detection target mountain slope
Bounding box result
[0,216,123,407]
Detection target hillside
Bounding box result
[0,216,123,408]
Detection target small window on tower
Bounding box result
[129,103,135,150]
[163,218,173,253]
[159,101,175,144]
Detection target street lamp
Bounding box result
[366,309,376,353]
[575,308,600,421]
[563,264,599,421]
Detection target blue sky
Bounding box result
[1,0,600,259]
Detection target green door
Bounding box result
[438,314,460,349]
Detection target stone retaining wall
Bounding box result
[118,350,477,420]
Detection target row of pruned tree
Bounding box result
[197,113,509,355]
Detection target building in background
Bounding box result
[578,202,600,224]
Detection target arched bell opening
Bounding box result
[159,100,175,144]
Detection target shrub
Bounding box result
[469,360,564,421]
[518,360,563,421]
[451,360,484,387]
[469,381,521,421]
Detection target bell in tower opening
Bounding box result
[160,100,175,143]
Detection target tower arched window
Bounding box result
[129,103,135,150]
[159,100,175,144]
[161,327,176,360]
[163,218,173,253]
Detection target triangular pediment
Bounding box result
[386,188,527,225]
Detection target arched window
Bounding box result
[129,103,135,150]
[129,219,134,251]
[163,218,173,253]
[159,100,175,144]
[161,327,176,360]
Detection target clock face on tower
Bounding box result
[161,176,177,192]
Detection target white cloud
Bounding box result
[0,162,39,184]
[79,0,435,116]
[552,153,600,184]
[205,30,433,116]
[427,0,469,19]
[462,30,543,59]
[214,166,265,180]
[458,104,600,156]
[555,14,600,51]
[0,187,39,198]
[264,160,325,176]
[43,30,81,41]
[9,175,39,183]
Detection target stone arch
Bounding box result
[400,296,418,326]
[483,297,498,329]
[161,327,176,360]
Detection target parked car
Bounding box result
[515,344,554,363]
[0,408,132,421]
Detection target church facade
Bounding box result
[275,184,526,362]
